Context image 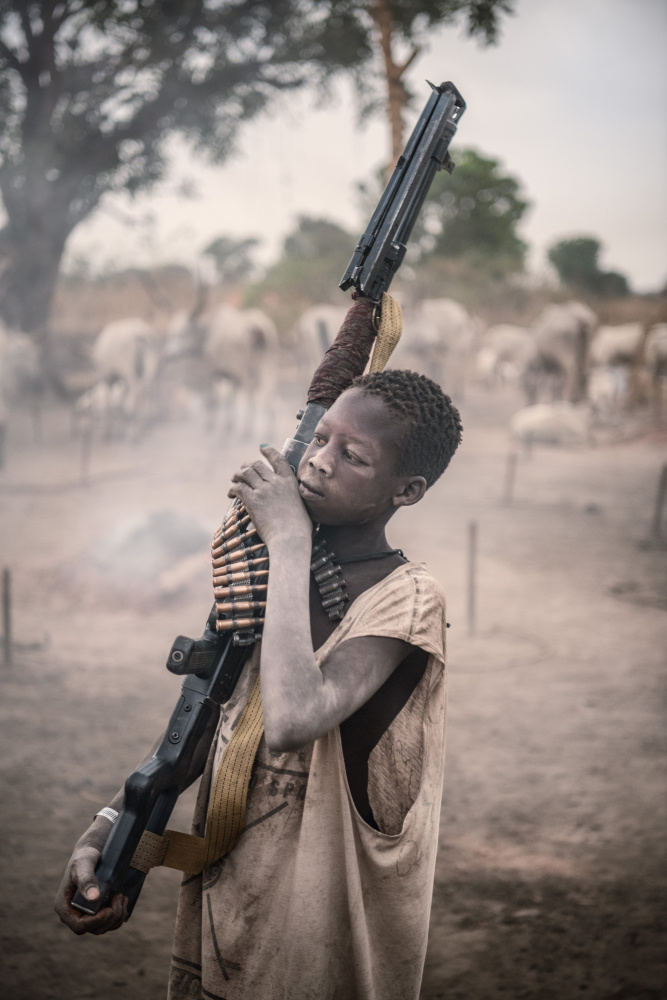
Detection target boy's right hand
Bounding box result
[54,821,129,935]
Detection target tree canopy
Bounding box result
[203,235,260,285]
[412,147,529,275]
[548,236,630,298]
[0,0,515,341]
[246,215,354,325]
[360,0,514,167]
[0,0,372,334]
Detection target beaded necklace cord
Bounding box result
[337,548,405,565]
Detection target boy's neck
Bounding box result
[315,521,392,561]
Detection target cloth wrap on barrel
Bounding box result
[130,293,402,876]
[307,295,376,407]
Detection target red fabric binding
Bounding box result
[306,298,376,408]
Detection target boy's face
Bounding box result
[297,388,425,526]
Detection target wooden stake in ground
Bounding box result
[651,464,667,541]
[2,568,11,667]
[467,521,477,636]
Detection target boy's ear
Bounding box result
[393,475,427,509]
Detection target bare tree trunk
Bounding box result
[370,0,420,176]
[0,220,67,342]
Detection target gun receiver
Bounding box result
[340,81,466,303]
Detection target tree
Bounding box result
[362,0,514,170]
[548,236,630,297]
[0,1,515,344]
[412,147,529,274]
[246,215,354,325]
[203,235,260,285]
[0,1,372,339]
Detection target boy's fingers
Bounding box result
[260,444,292,477]
[89,894,126,935]
[231,462,271,488]
[71,854,100,901]
[245,460,272,482]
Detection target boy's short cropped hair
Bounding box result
[352,369,462,488]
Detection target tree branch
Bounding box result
[18,7,35,48]
[0,39,25,75]
[397,44,420,79]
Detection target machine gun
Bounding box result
[72,79,465,919]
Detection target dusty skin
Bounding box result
[0,384,665,999]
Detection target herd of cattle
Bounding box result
[0,296,666,463]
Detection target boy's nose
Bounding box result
[308,452,332,476]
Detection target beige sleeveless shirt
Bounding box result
[168,562,447,1000]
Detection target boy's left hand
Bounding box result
[228,445,312,547]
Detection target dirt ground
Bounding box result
[0,382,665,1000]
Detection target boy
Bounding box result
[56,368,462,999]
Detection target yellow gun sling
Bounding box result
[130,675,264,875]
[370,292,403,372]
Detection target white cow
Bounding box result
[92,317,160,386]
[587,322,644,416]
[646,324,667,373]
[79,317,160,438]
[73,378,133,440]
[589,323,644,367]
[166,304,279,439]
[524,301,598,404]
[291,304,349,388]
[475,324,536,389]
[510,401,592,449]
[646,323,667,418]
[393,297,482,392]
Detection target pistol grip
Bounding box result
[71,883,112,916]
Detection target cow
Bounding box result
[291,304,349,391]
[589,323,644,368]
[73,377,133,441]
[587,322,644,417]
[510,401,592,450]
[475,324,536,389]
[392,297,483,393]
[523,301,598,404]
[645,323,667,419]
[76,317,161,439]
[166,303,279,439]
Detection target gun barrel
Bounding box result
[340,81,466,302]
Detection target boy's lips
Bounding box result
[298,479,325,500]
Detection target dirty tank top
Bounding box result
[168,562,447,1000]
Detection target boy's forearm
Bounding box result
[260,533,323,750]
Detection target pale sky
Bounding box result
[61,0,667,291]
